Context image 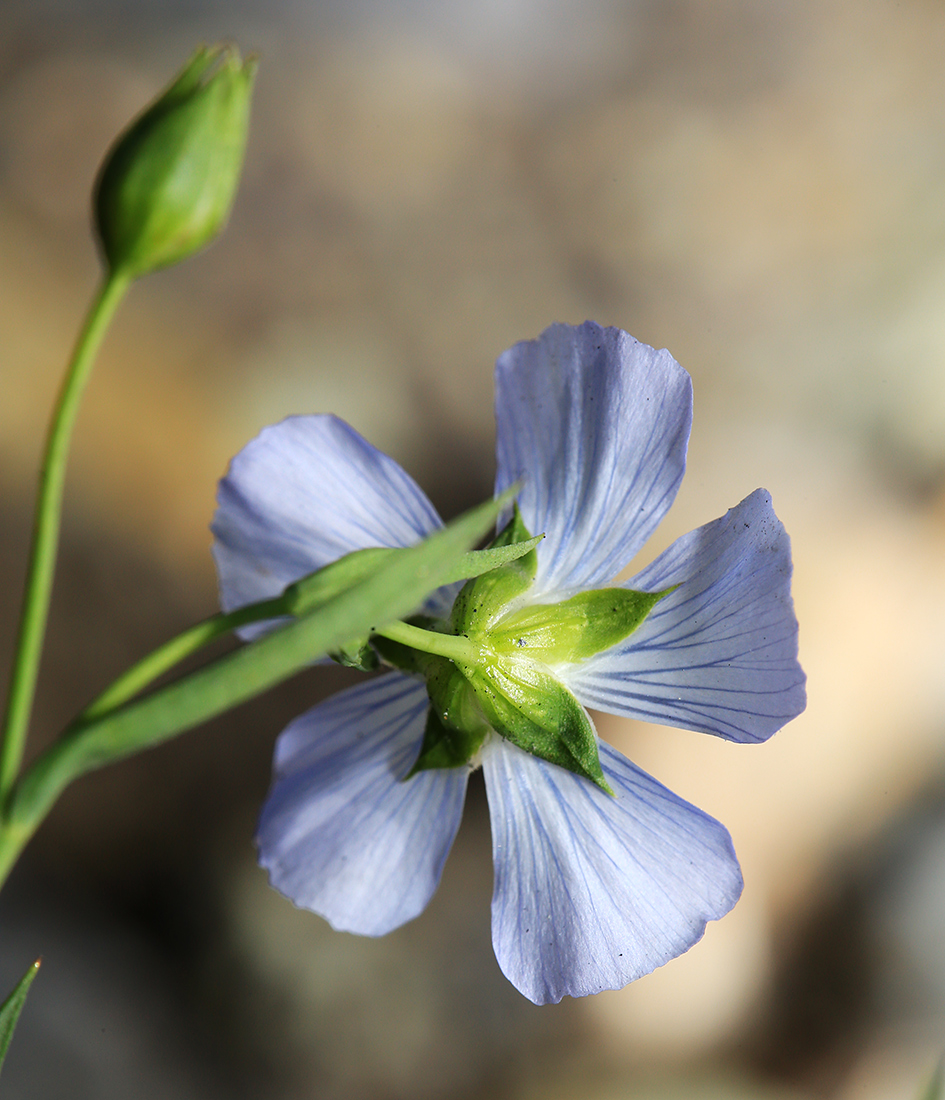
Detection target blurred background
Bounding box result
[2,0,945,1096]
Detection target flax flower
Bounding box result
[211,322,805,1004]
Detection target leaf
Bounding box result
[281,547,398,616]
[282,533,543,617]
[0,959,40,1077]
[439,533,543,587]
[76,528,542,726]
[8,489,515,836]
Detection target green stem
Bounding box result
[373,621,482,665]
[0,595,286,880]
[77,596,289,723]
[0,490,506,889]
[0,269,132,801]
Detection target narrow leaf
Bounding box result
[78,525,540,720]
[0,958,40,1076]
[439,534,542,586]
[283,534,542,617]
[8,490,513,834]
[282,547,397,616]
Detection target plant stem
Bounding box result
[0,270,132,802]
[373,621,482,665]
[77,596,289,723]
[0,491,506,890]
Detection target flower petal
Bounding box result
[566,489,806,743]
[212,415,443,618]
[482,736,742,1004]
[494,322,692,598]
[257,672,467,936]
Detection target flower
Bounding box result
[211,321,806,1004]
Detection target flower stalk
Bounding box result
[373,621,483,665]
[0,493,518,892]
[0,269,132,802]
[1,42,257,815]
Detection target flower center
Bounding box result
[374,506,672,790]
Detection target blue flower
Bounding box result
[211,321,806,1004]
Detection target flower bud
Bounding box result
[94,44,256,278]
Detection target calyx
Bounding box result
[388,507,671,789]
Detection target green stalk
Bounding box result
[0,490,507,890]
[77,596,288,723]
[373,621,482,664]
[0,270,132,800]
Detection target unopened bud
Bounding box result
[94,44,256,278]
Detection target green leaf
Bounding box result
[282,547,397,616]
[462,656,612,793]
[0,959,40,1077]
[490,586,673,664]
[283,533,543,618]
[440,532,543,586]
[6,490,514,842]
[77,533,543,723]
[286,523,542,674]
[451,507,538,635]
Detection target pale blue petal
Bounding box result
[566,489,806,743]
[212,415,443,624]
[257,672,467,936]
[482,736,742,1005]
[494,322,692,598]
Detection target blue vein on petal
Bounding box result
[509,366,686,591]
[497,745,724,989]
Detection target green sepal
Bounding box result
[407,699,488,778]
[452,507,538,635]
[407,709,470,774]
[0,958,40,1077]
[462,657,612,793]
[405,660,489,775]
[491,586,675,665]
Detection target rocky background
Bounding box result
[2,0,945,1096]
